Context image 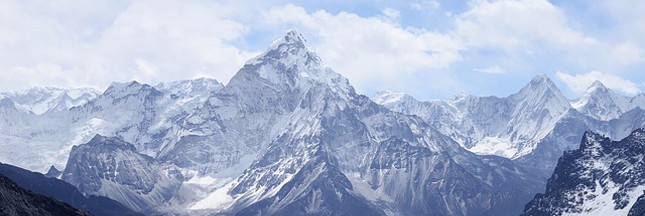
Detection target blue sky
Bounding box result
[0,0,643,100]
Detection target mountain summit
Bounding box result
[572,80,632,120]
[246,29,322,73]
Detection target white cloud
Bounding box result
[451,0,644,82]
[611,41,643,65]
[410,0,440,13]
[382,7,400,21]
[474,65,505,74]
[134,59,159,78]
[0,0,256,92]
[454,0,596,51]
[0,0,642,100]
[556,71,641,95]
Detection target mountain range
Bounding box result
[374,75,645,176]
[0,30,644,215]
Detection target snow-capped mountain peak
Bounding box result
[227,29,353,105]
[509,75,570,118]
[571,80,631,120]
[572,80,613,109]
[269,29,310,50]
[247,29,321,70]
[515,74,566,101]
[528,73,550,85]
[589,80,606,90]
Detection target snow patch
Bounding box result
[468,137,518,159]
[189,182,236,210]
[563,182,645,216]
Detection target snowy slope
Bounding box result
[522,129,645,216]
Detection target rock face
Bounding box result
[522,129,645,216]
[0,162,140,216]
[234,151,385,216]
[62,135,183,213]
[0,172,88,216]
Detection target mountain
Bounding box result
[515,107,645,176]
[62,135,183,213]
[0,162,140,216]
[0,78,224,173]
[0,172,88,216]
[571,81,632,121]
[374,74,571,159]
[0,81,164,172]
[44,165,62,178]
[186,30,542,216]
[374,79,645,176]
[522,129,645,216]
[1,86,100,115]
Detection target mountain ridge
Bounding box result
[522,128,645,216]
[0,172,89,216]
[373,76,645,175]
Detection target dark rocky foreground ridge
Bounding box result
[0,172,88,216]
[522,128,645,215]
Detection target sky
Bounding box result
[0,0,644,100]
